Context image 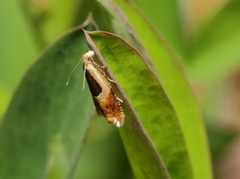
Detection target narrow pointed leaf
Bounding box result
[131,0,183,54]
[85,30,194,179]
[85,31,171,179]
[96,1,212,179]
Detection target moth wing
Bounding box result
[92,97,105,116]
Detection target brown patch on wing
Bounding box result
[85,70,102,97]
[93,89,124,126]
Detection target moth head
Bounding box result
[66,50,95,86]
[86,50,94,59]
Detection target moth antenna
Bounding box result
[66,57,83,85]
[82,65,87,91]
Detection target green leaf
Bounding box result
[85,30,194,179]
[0,0,38,90]
[73,120,132,179]
[0,19,93,179]
[95,0,212,179]
[131,0,183,55]
[20,0,86,47]
[189,0,240,83]
[0,83,11,118]
[96,1,212,179]
[85,31,171,179]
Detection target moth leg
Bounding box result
[115,95,123,103]
[97,64,117,83]
[106,77,116,83]
[93,62,117,83]
[100,65,108,69]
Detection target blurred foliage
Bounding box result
[1,0,240,178]
[0,0,38,117]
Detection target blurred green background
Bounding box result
[1,0,240,178]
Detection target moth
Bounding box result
[66,50,125,127]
